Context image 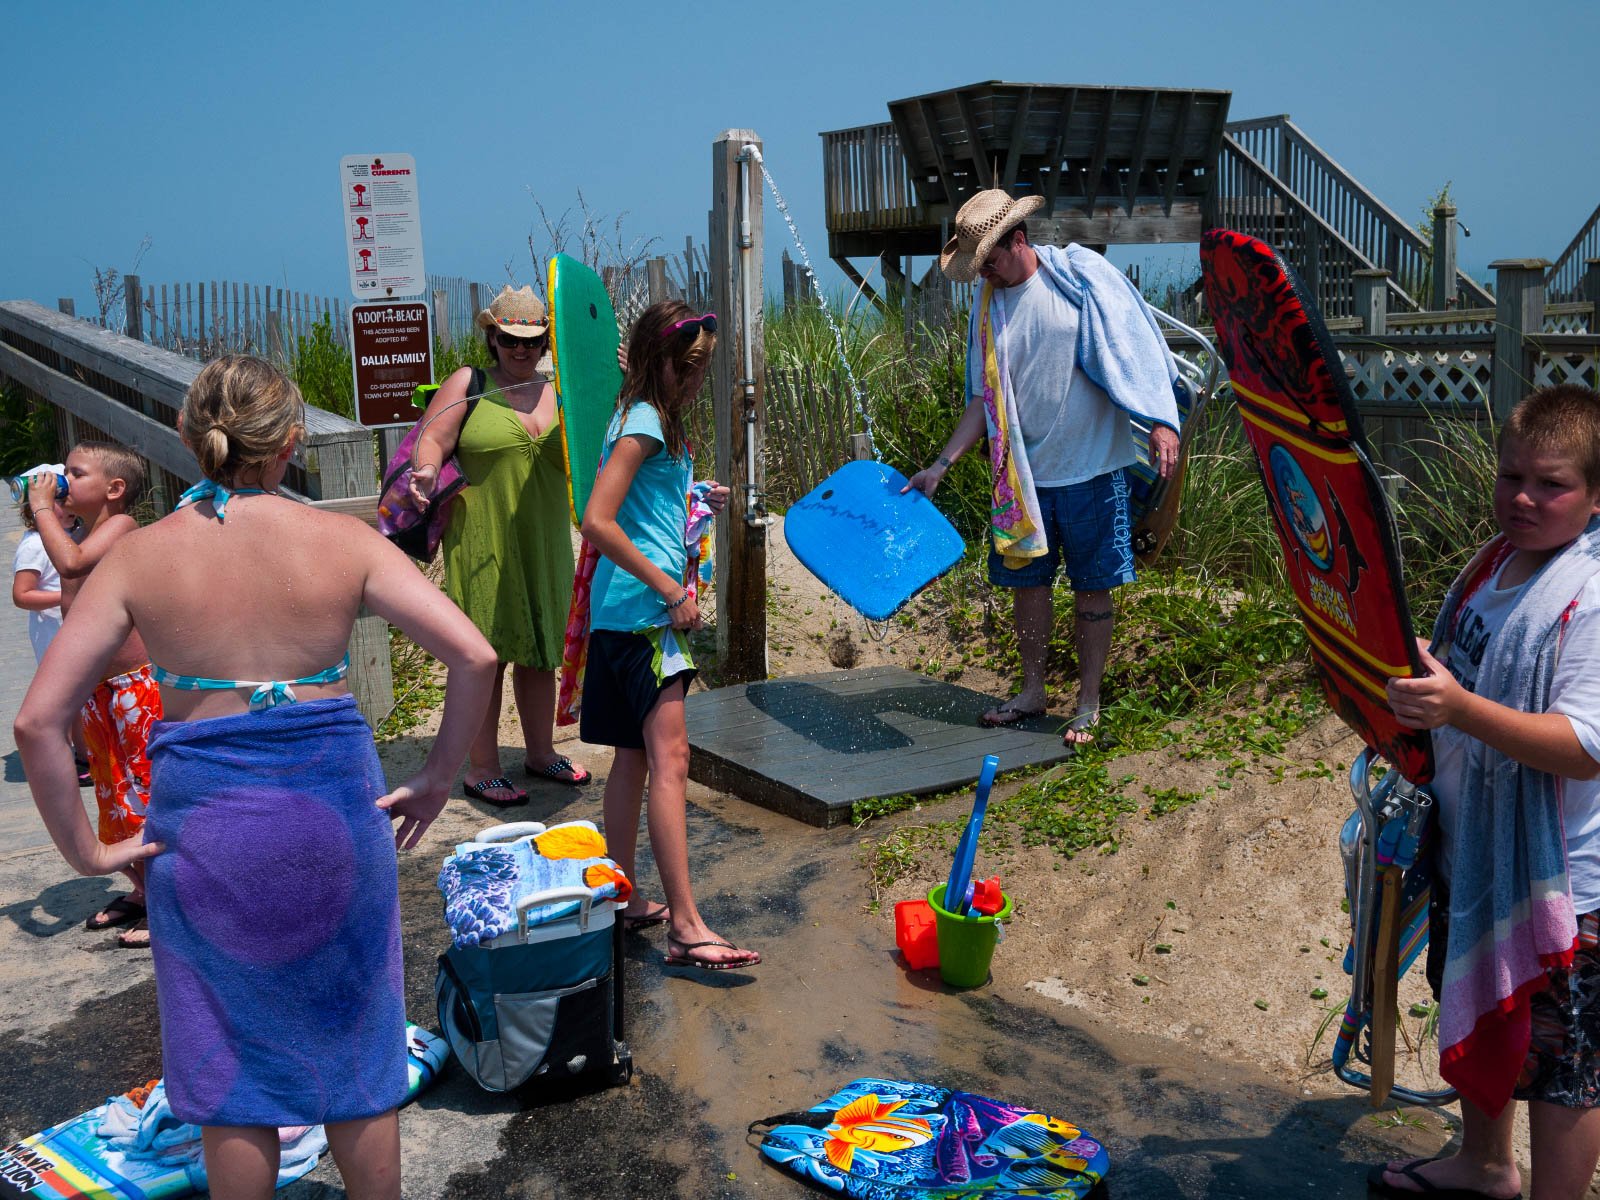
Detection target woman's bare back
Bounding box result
[118,497,375,720]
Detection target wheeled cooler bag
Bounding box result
[435,823,632,1092]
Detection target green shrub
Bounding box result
[290,314,354,418]
[0,381,60,477]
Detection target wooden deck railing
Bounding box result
[1213,134,1388,320]
[0,300,394,726]
[1546,201,1600,301]
[822,122,923,234]
[1221,116,1493,309]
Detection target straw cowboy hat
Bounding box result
[476,285,548,338]
[939,190,1046,283]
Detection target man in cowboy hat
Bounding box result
[905,189,1181,745]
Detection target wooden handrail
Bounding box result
[1223,116,1494,308]
[1217,134,1419,317]
[1546,200,1600,301]
[0,300,394,725]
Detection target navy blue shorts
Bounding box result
[986,468,1137,592]
[579,630,696,750]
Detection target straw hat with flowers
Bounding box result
[476,285,548,338]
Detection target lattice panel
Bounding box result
[1533,352,1599,390]
[1390,317,1493,336]
[1543,311,1592,334]
[1340,348,1493,407]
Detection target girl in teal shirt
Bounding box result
[579,301,761,972]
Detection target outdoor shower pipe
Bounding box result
[736,144,772,528]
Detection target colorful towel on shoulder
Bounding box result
[556,479,717,725]
[969,243,1181,568]
[1434,518,1600,1116]
[438,821,632,948]
[754,1077,1108,1199]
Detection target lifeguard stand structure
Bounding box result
[822,80,1495,320]
[822,81,1232,293]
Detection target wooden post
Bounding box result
[710,128,767,682]
[1430,203,1458,311]
[124,275,144,342]
[647,256,669,305]
[1352,269,1390,336]
[1489,258,1551,421]
[1583,258,1600,334]
[265,311,285,363]
[305,428,393,726]
[433,289,451,349]
[57,298,75,318]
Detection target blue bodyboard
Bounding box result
[783,461,964,621]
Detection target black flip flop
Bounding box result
[623,902,671,932]
[85,895,146,931]
[463,777,529,807]
[524,755,591,786]
[1365,1158,1520,1200]
[665,936,761,971]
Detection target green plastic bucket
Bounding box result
[927,883,1013,988]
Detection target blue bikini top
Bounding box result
[152,478,350,710]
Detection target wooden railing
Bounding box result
[1221,116,1494,309]
[1213,135,1383,320]
[822,123,922,234]
[1546,201,1600,301]
[0,300,393,726]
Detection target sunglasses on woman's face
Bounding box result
[495,331,545,350]
[660,312,717,339]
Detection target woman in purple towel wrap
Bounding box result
[16,356,496,1200]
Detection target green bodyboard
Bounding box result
[548,253,624,526]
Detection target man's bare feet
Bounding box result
[1063,704,1100,747]
[980,690,1047,728]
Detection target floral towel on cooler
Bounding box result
[437,822,632,948]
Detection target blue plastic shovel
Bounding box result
[944,755,1001,917]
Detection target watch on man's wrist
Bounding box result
[936,454,953,469]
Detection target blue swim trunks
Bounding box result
[986,468,1136,592]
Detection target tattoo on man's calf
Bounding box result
[1078,609,1113,623]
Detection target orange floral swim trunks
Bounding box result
[81,664,162,844]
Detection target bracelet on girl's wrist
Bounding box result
[665,591,690,611]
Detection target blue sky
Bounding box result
[4,0,1596,315]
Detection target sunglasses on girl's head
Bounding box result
[660,312,717,339]
[495,331,545,350]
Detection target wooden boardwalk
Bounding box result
[685,665,1072,827]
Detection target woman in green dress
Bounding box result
[407,286,589,803]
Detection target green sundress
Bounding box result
[441,374,573,668]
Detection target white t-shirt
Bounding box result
[968,271,1136,487]
[1432,564,1600,912]
[12,530,62,664]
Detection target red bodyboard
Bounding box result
[1201,229,1434,783]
